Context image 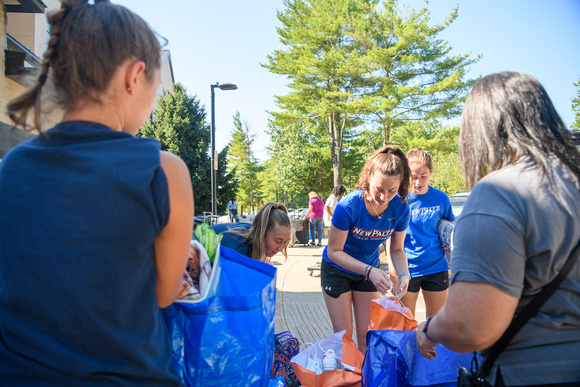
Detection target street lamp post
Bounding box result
[210,82,238,217]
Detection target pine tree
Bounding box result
[227,112,262,215]
[572,78,580,131]
[263,0,478,186]
[139,83,237,214]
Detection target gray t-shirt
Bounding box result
[451,157,580,385]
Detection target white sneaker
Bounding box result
[322,349,341,372]
[306,353,323,374]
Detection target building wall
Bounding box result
[0,4,35,159]
[1,0,174,159]
[158,50,175,101]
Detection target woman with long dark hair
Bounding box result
[417,72,580,386]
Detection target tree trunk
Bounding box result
[250,179,254,215]
[328,113,345,187]
[383,122,391,146]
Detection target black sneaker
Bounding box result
[309,241,316,245]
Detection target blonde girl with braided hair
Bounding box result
[210,202,292,265]
[0,1,192,384]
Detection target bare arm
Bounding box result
[303,205,313,220]
[155,151,194,308]
[324,205,333,218]
[387,230,410,297]
[326,225,393,294]
[417,280,518,357]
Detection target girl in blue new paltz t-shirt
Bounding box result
[398,148,455,319]
[321,146,412,353]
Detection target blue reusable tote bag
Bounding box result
[162,246,277,386]
[362,330,476,387]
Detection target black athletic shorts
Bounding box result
[407,270,449,293]
[320,259,377,298]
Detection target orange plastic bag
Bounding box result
[291,330,364,387]
[368,296,418,331]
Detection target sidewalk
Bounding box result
[271,240,426,346]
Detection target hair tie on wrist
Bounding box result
[363,265,370,280]
[423,315,436,342]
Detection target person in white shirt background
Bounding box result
[323,185,347,228]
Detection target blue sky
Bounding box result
[117,0,580,161]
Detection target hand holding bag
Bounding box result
[457,238,580,386]
[362,330,475,387]
[368,296,418,331]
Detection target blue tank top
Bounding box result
[210,223,252,258]
[0,121,181,385]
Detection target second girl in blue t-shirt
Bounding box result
[399,149,455,318]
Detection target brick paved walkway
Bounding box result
[271,241,426,346]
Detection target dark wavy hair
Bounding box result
[355,146,410,202]
[330,185,347,197]
[459,71,580,188]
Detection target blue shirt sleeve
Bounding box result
[331,196,353,232]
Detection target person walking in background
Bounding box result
[416,72,580,386]
[211,202,292,265]
[395,149,455,318]
[324,185,347,228]
[303,191,325,246]
[0,1,193,384]
[322,146,411,353]
[227,195,238,222]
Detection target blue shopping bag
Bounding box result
[362,330,477,387]
[162,246,277,386]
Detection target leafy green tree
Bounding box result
[264,0,478,186]
[264,0,371,187]
[257,159,280,203]
[139,83,236,214]
[390,120,459,154]
[430,152,465,195]
[265,121,311,208]
[390,119,464,194]
[572,78,580,131]
[359,2,479,144]
[228,112,263,215]
[216,145,238,215]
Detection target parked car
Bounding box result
[288,208,308,219]
[449,191,470,217]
